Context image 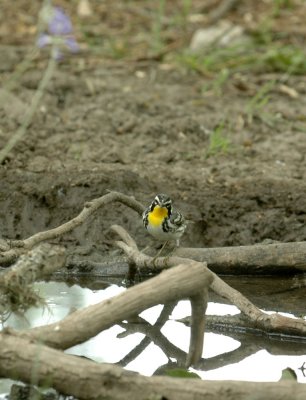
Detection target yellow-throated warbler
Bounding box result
[142,194,186,246]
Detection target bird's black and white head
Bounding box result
[150,193,173,214]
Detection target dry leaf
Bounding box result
[279,84,299,99]
[77,0,92,17]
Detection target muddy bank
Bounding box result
[0,167,306,256]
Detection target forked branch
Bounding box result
[10,261,212,361]
[111,225,306,338]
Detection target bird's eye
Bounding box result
[151,199,158,210]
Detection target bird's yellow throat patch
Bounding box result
[148,205,168,227]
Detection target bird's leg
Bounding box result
[163,239,180,263]
[152,241,169,262]
[141,245,151,254]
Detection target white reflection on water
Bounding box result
[127,342,168,376]
[3,282,125,329]
[193,350,306,382]
[141,301,241,358]
[135,301,241,372]
[68,326,145,363]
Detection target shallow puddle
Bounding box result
[0,277,305,396]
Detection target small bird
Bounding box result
[142,194,186,249]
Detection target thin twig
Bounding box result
[0,46,57,164]
[0,191,144,265]
[112,224,139,249]
[208,0,241,24]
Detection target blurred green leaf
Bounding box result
[280,368,297,381]
[164,368,201,379]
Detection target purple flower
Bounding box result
[64,37,79,53]
[48,7,73,36]
[37,33,52,48]
[37,5,79,58]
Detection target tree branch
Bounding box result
[0,191,144,265]
[117,302,177,366]
[175,242,306,273]
[10,262,212,351]
[119,315,188,365]
[111,225,306,337]
[0,333,305,400]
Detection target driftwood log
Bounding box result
[175,242,306,273]
[0,333,305,400]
